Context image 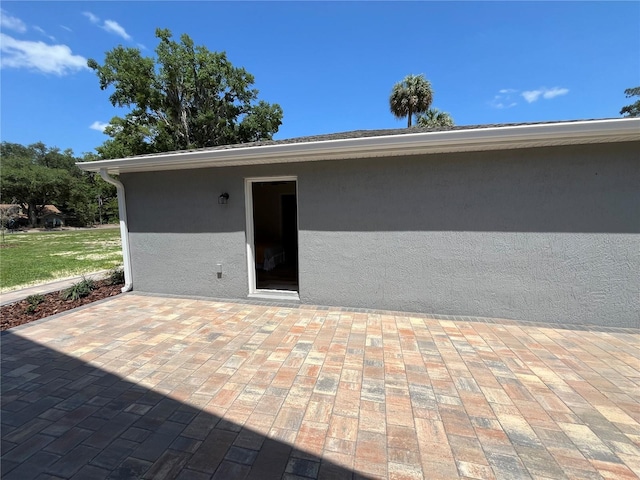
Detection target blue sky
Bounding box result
[1,1,638,156]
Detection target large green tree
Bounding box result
[416,108,455,128]
[389,74,434,127]
[1,143,74,226]
[0,142,118,227]
[88,29,284,158]
[620,86,640,117]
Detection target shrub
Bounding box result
[106,267,125,286]
[26,294,45,306]
[25,294,45,314]
[61,277,95,301]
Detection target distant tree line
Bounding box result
[0,142,118,228]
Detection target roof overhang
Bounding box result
[77,118,640,174]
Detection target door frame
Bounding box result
[244,176,300,300]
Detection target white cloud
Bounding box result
[83,11,100,24]
[490,89,518,109]
[33,25,56,42]
[542,87,569,99]
[102,20,131,40]
[83,12,132,41]
[492,101,517,110]
[1,9,27,33]
[522,90,543,103]
[491,100,517,109]
[0,33,88,75]
[522,87,569,103]
[491,86,569,108]
[60,25,72,32]
[90,121,109,132]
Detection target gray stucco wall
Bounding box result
[121,141,639,327]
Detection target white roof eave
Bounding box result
[76,118,640,174]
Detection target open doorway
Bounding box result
[246,177,299,297]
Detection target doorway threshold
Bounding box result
[248,290,300,302]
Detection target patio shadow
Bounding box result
[1,331,370,480]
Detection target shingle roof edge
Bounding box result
[77,118,640,174]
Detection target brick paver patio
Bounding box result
[2,294,639,479]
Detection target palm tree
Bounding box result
[416,108,455,128]
[389,74,433,127]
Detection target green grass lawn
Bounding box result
[0,228,123,292]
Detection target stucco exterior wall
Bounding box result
[121,141,639,327]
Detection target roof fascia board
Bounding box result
[77,118,640,174]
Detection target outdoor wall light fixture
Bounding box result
[218,192,230,205]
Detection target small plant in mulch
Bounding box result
[25,294,45,314]
[106,267,125,286]
[60,277,96,301]
[1,277,125,331]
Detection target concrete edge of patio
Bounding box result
[130,291,640,334]
[3,285,638,335]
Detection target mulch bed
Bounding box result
[1,280,123,331]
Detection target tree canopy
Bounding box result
[620,86,640,118]
[0,142,117,227]
[416,108,455,128]
[389,74,434,127]
[88,29,283,158]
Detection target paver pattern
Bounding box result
[2,294,639,479]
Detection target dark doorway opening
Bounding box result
[251,181,299,291]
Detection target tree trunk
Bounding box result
[407,107,412,127]
[28,204,37,228]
